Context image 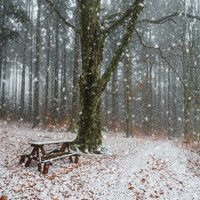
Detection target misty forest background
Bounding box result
[1,0,200,142]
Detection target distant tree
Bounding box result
[20,0,29,119]
[125,43,134,137]
[168,66,172,139]
[32,0,41,128]
[71,0,80,130]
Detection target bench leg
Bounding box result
[69,156,79,163]
[74,156,79,163]
[25,157,32,167]
[38,162,42,172]
[19,155,25,164]
[43,163,51,174]
[25,147,37,167]
[69,156,73,162]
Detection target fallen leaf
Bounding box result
[0,197,7,200]
[141,178,145,183]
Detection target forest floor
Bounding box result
[1,122,200,200]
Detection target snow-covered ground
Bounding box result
[1,122,200,199]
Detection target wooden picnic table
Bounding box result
[19,140,81,174]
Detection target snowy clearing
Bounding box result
[1,123,200,199]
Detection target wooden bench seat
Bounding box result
[41,152,81,174]
[41,152,81,163]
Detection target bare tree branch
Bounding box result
[96,1,144,93]
[135,29,199,103]
[44,0,76,31]
[137,12,200,24]
[103,0,144,37]
[102,12,124,26]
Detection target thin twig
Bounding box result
[3,145,31,167]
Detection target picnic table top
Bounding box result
[29,140,75,146]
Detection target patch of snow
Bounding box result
[0,125,200,199]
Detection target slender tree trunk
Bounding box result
[195,55,200,141]
[28,0,34,121]
[172,71,178,137]
[125,43,133,137]
[71,0,80,130]
[62,27,67,116]
[168,66,172,139]
[0,3,5,108]
[20,16,28,119]
[45,16,51,113]
[53,16,60,123]
[194,0,200,142]
[15,57,19,114]
[1,46,7,117]
[158,60,162,131]
[111,68,118,131]
[0,42,3,96]
[105,85,109,128]
[0,43,3,114]
[148,64,153,135]
[32,0,41,128]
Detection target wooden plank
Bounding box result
[29,140,74,146]
[41,152,81,163]
[41,152,69,160]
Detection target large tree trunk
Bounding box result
[74,0,144,152]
